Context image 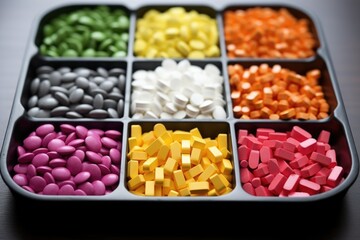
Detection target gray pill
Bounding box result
[92,76,105,85]
[107,76,118,85]
[50,86,68,95]
[58,67,71,74]
[90,88,107,97]
[93,94,104,109]
[36,109,51,118]
[74,68,91,78]
[49,71,62,86]
[108,92,124,101]
[97,67,108,78]
[62,82,75,90]
[69,88,84,103]
[54,92,70,105]
[103,99,117,109]
[38,73,50,80]
[28,107,40,117]
[62,72,78,83]
[38,80,51,97]
[66,111,83,118]
[109,68,125,76]
[81,94,93,105]
[75,76,90,89]
[99,80,114,92]
[38,96,59,109]
[117,99,124,115]
[36,66,54,75]
[74,104,93,114]
[51,106,70,116]
[107,108,119,118]
[88,109,108,118]
[118,74,126,91]
[88,82,98,90]
[30,78,40,95]
[27,95,38,108]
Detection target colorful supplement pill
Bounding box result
[237,126,344,197]
[127,124,233,196]
[39,6,130,57]
[12,124,122,195]
[134,7,220,58]
[224,7,317,58]
[228,63,330,120]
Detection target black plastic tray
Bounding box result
[1,1,358,202]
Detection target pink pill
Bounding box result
[78,182,95,195]
[36,166,52,175]
[44,172,55,184]
[57,145,76,155]
[268,173,287,195]
[243,182,255,195]
[60,124,76,134]
[105,130,121,139]
[74,150,85,161]
[17,146,26,156]
[67,156,82,175]
[76,125,88,139]
[47,139,65,151]
[58,184,75,195]
[51,167,71,181]
[101,156,112,168]
[86,151,102,164]
[47,151,60,159]
[87,130,101,139]
[43,183,59,195]
[85,136,102,152]
[102,173,119,186]
[56,134,66,141]
[83,163,102,181]
[23,136,42,151]
[68,139,84,148]
[327,166,344,187]
[13,174,28,186]
[248,150,259,169]
[98,164,111,175]
[36,124,55,137]
[109,148,121,164]
[14,163,28,174]
[42,132,57,148]
[65,132,77,144]
[101,137,118,149]
[73,171,91,184]
[92,180,106,195]
[48,158,67,168]
[33,148,48,155]
[26,164,36,179]
[29,176,47,192]
[110,164,120,175]
[74,189,87,196]
[18,152,34,163]
[32,153,49,167]
[58,180,76,189]
[99,147,109,155]
[22,185,35,193]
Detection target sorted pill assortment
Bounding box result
[27,65,126,118]
[134,7,220,58]
[224,7,317,58]
[127,123,233,196]
[11,123,122,195]
[228,63,330,120]
[237,126,344,197]
[39,6,130,57]
[1,3,356,202]
[131,59,227,119]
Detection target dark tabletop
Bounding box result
[1,0,360,239]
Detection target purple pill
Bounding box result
[98,164,111,175]
[51,167,71,181]
[44,172,55,184]
[18,152,34,163]
[76,125,88,139]
[92,180,106,195]
[74,150,85,161]
[23,135,42,151]
[36,166,52,175]
[78,182,94,195]
[83,163,101,181]
[47,151,60,159]
[99,147,109,155]
[58,184,75,195]
[58,179,76,189]
[48,158,67,168]
[101,136,118,149]
[104,130,121,139]
[26,164,37,179]
[109,148,121,164]
[77,146,87,152]
[22,185,35,193]
[85,136,102,152]
[43,183,59,195]
[13,174,28,186]
[32,148,48,155]
[65,132,77,145]
[47,139,65,151]
[17,146,26,156]
[32,153,49,167]
[14,163,29,174]
[74,189,87,196]
[73,171,91,184]
[88,129,104,137]
[29,176,47,192]
[68,139,84,148]
[87,130,101,139]
[102,173,119,186]
[36,124,55,137]
[67,156,82,176]
[42,132,57,148]
[56,134,66,141]
[86,151,102,164]
[60,124,76,134]
[101,156,111,168]
[57,145,76,155]
[110,164,120,175]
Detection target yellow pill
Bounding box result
[144,170,155,181]
[164,157,178,175]
[207,146,223,163]
[130,151,147,161]
[145,137,164,156]
[165,27,179,38]
[145,48,158,58]
[128,137,137,151]
[157,145,170,165]
[155,167,164,185]
[190,147,202,165]
[180,25,190,41]
[143,157,158,172]
[201,157,211,169]
[134,39,147,55]
[189,181,210,194]
[145,181,155,196]
[154,123,167,138]
[127,160,139,179]
[131,125,142,145]
[173,169,187,190]
[219,159,233,175]
[155,185,163,196]
[181,140,191,154]
[190,40,206,50]
[173,130,191,142]
[217,134,228,150]
[181,154,191,170]
[198,164,217,182]
[128,174,145,190]
[179,188,191,196]
[209,173,227,194]
[185,164,204,179]
[160,131,173,146]
[190,127,203,138]
[152,31,165,44]
[188,51,205,59]
[170,141,181,161]
[192,136,206,150]
[168,190,179,196]
[176,41,190,56]
[163,178,174,195]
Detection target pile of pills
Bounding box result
[237,126,344,196]
[228,63,330,120]
[134,7,220,58]
[224,7,317,58]
[12,124,122,195]
[127,123,233,196]
[131,59,227,119]
[27,65,126,118]
[39,6,130,57]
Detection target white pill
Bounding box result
[213,97,226,107]
[204,64,221,76]
[177,59,191,71]
[186,104,199,118]
[190,93,204,107]
[156,79,171,93]
[196,114,212,119]
[150,100,162,117]
[212,106,227,119]
[200,100,214,113]
[156,91,170,104]
[132,113,144,119]
[173,110,187,119]
[135,100,151,111]
[164,102,178,114]
[160,112,173,119]
[133,70,148,81]
[144,111,159,119]
[162,59,177,70]
[174,93,188,108]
